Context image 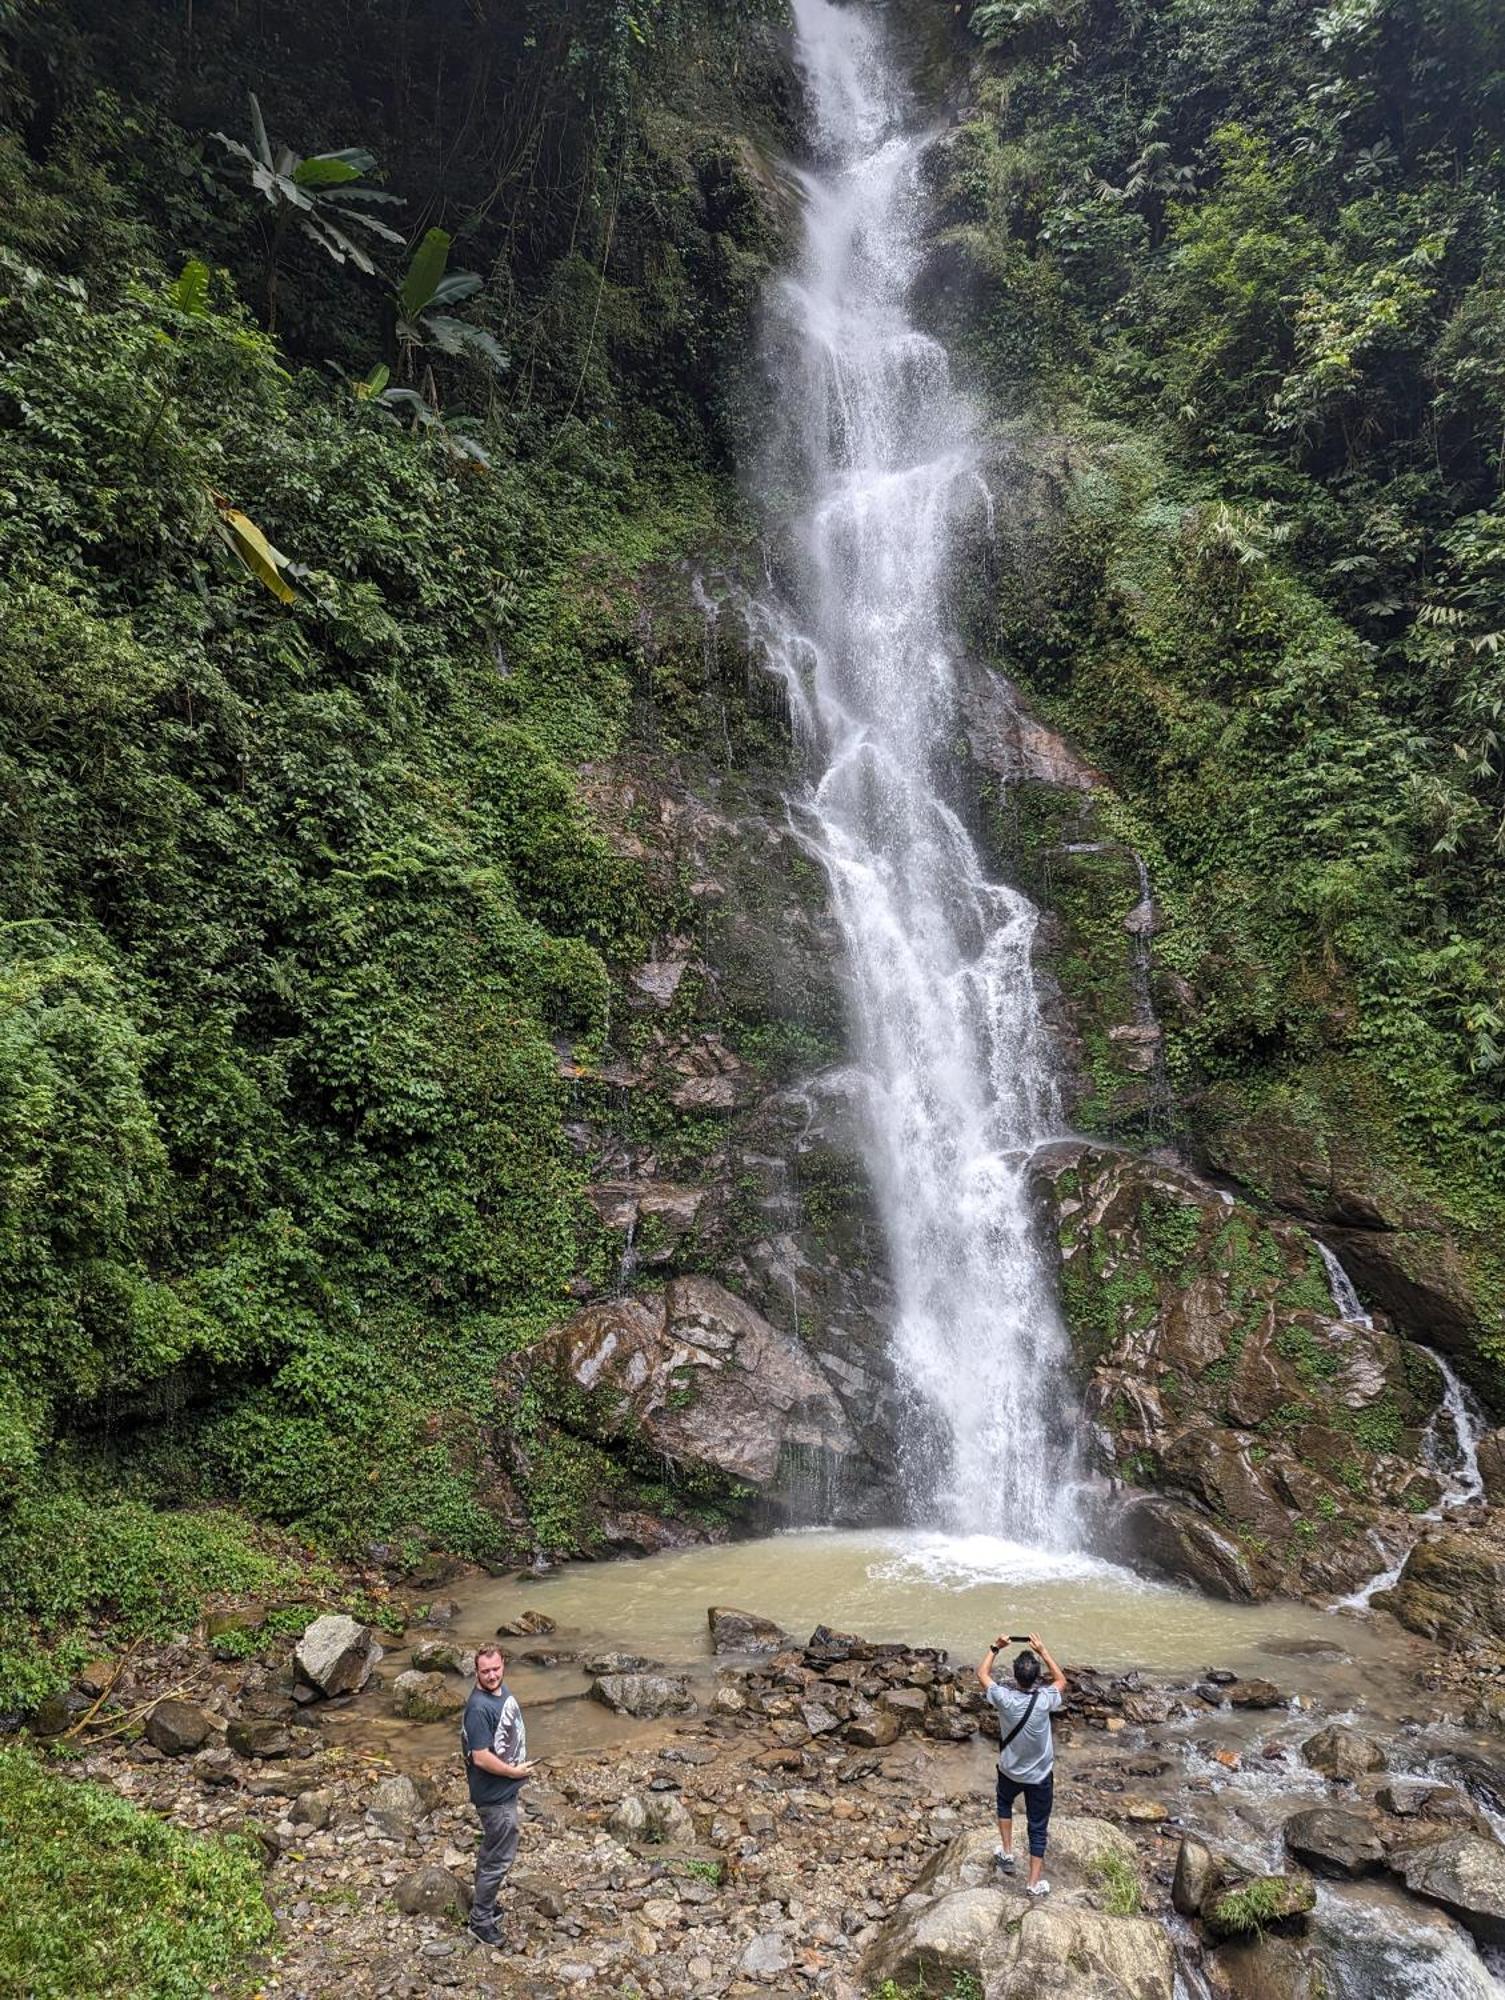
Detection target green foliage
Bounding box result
[1089,1846,1143,1916]
[1208,1876,1301,1936]
[0,1743,274,1997]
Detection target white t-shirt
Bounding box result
[986,1680,1062,1783]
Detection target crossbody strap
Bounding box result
[997,1690,1039,1754]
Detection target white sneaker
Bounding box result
[1027,1878,1051,1898]
[993,1850,1015,1874]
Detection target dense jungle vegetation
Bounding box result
[939,0,1505,1371]
[0,0,786,1706]
[3,0,1505,1716]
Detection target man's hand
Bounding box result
[1028,1632,1044,1651]
[993,1635,1007,1651]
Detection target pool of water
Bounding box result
[440,1528,1407,1717]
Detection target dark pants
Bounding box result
[996,1769,1054,1858]
[472,1795,520,1921]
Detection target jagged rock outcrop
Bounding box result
[1033,1140,1448,1601]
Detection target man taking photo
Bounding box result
[977,1629,1067,1897]
[461,1642,535,1948]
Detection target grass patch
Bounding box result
[0,1743,275,1997]
[1089,1845,1143,1915]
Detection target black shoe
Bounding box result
[468,1914,505,1948]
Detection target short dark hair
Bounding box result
[1013,1648,1042,1690]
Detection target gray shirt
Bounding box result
[986,1680,1062,1784]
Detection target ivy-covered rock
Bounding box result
[1034,1140,1447,1601]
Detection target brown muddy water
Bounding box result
[337,1529,1425,1764]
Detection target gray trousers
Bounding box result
[471,1795,521,1920]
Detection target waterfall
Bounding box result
[1322,1245,1488,1607]
[747,0,1077,1542]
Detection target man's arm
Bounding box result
[1029,1631,1067,1694]
[469,1746,534,1780]
[977,1635,1007,1691]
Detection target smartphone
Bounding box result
[1008,1635,1031,1643]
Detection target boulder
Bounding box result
[394,1864,466,1919]
[227,1719,292,1760]
[580,1650,661,1677]
[1300,1725,1385,1783]
[1226,1679,1284,1710]
[845,1706,900,1748]
[862,1886,1008,1993]
[291,1788,335,1830]
[409,1640,474,1675]
[738,1931,793,1979]
[1173,1835,1220,1917]
[608,1792,696,1846]
[1376,1779,1485,1831]
[1203,1875,1316,1940]
[368,1772,432,1837]
[707,1605,785,1654]
[517,1276,864,1509]
[915,1820,1138,1904]
[589,1672,697,1718]
[1399,1833,1505,1947]
[392,1669,464,1722]
[1114,1495,1263,1602]
[880,1687,930,1731]
[495,1609,557,1637]
[1280,1807,1383,1878]
[996,1906,1176,2000]
[1385,1529,1505,1644]
[293,1614,379,1698]
[145,1698,212,1757]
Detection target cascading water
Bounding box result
[749,0,1076,1541]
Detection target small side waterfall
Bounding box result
[1320,1241,1488,1608]
[747,0,1077,1542]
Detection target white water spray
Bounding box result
[749,0,1076,1540]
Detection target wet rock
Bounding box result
[1203,1874,1316,1940]
[1115,1495,1263,1603]
[800,1700,841,1736]
[1477,1429,1505,1506]
[590,1672,697,1718]
[879,1687,929,1732]
[293,1614,379,1698]
[1300,1725,1386,1783]
[1375,1779,1484,1830]
[1281,1807,1383,1878]
[1226,1679,1284,1710]
[227,1719,292,1760]
[608,1792,696,1845]
[708,1606,786,1654]
[410,1640,474,1675]
[1385,1529,1505,1644]
[580,1650,661,1676]
[996,1906,1176,2000]
[392,1669,465,1721]
[1398,1833,1505,1946]
[394,1864,466,1919]
[145,1698,213,1756]
[918,1820,1140,1904]
[193,1743,238,1786]
[495,1610,557,1638]
[1173,1835,1221,1917]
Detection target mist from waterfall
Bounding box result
[748,0,1078,1542]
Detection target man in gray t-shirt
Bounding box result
[978,1630,1067,1896]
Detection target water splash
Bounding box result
[1318,1241,1373,1327]
[743,0,1077,1541]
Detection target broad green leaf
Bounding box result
[425,315,509,373]
[170,259,211,316]
[210,493,296,603]
[400,228,452,321]
[430,270,484,308]
[354,362,391,399]
[299,217,376,275]
[294,154,365,189]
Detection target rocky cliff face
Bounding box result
[1033,1142,1450,1601]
